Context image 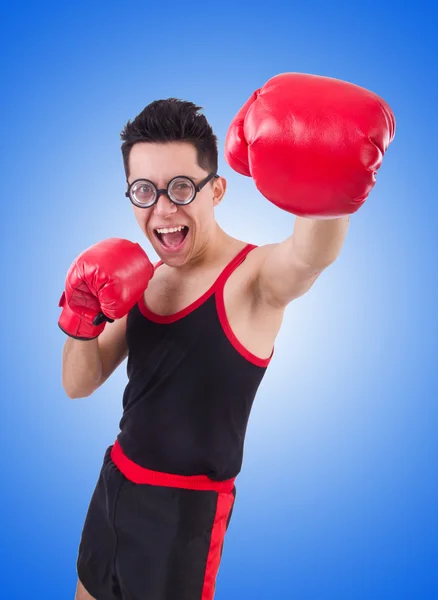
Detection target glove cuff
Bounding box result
[58,292,106,340]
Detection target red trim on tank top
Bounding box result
[137,243,274,366]
[138,274,214,325]
[214,247,274,368]
[137,244,253,324]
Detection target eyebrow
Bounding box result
[128,175,201,185]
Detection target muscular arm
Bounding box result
[254,216,350,309]
[226,74,393,311]
[62,314,128,399]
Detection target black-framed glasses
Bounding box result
[125,172,219,208]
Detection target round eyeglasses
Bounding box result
[126,172,218,208]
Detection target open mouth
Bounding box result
[154,225,189,251]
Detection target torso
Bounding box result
[143,241,284,360]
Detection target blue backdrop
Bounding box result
[1,1,436,598]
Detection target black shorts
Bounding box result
[77,442,237,600]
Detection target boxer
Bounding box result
[59,73,395,600]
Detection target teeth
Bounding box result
[156,225,187,234]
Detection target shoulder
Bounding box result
[228,242,281,307]
[246,243,278,261]
[238,242,279,280]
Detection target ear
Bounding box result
[212,176,227,207]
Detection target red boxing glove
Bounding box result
[58,238,154,340]
[225,73,396,218]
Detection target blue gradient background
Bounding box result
[1,1,437,598]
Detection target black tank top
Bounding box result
[117,243,274,481]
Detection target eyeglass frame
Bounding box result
[125,172,219,208]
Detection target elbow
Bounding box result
[65,389,88,400]
[62,379,96,400]
[63,386,89,400]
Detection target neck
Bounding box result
[178,225,238,275]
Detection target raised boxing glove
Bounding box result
[225,72,396,218]
[58,238,154,340]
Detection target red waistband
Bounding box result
[110,440,236,493]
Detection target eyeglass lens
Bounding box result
[131,177,196,207]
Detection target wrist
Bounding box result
[58,292,106,340]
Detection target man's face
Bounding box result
[128,142,224,266]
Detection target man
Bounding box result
[59,73,395,600]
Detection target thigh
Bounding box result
[76,447,124,600]
[114,482,236,600]
[74,579,96,600]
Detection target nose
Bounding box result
[153,191,178,217]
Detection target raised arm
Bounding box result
[225,72,395,309]
[254,216,350,309]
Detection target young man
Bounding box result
[59,73,395,600]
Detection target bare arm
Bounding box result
[62,314,129,399]
[254,216,350,309]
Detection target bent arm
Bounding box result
[62,314,128,399]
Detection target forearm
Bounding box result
[62,337,103,399]
[291,215,350,271]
